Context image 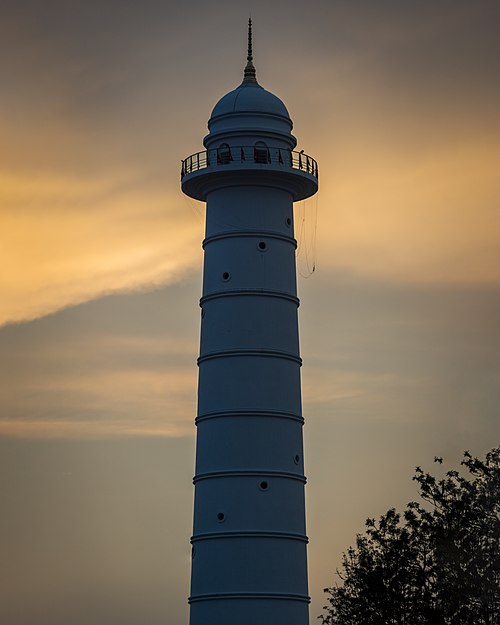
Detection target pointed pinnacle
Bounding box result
[243,18,257,84]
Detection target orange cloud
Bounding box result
[0,328,199,439]
[0,170,203,325]
[297,138,500,284]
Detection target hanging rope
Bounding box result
[297,192,319,279]
[180,188,204,223]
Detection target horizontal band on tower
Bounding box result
[191,530,308,543]
[189,592,311,604]
[193,469,306,484]
[203,230,297,249]
[195,409,304,425]
[200,288,300,307]
[198,348,302,365]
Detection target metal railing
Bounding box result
[181,146,318,179]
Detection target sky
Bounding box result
[1,0,499,622]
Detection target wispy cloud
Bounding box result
[300,121,500,286]
[0,302,199,438]
[1,171,202,325]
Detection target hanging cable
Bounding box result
[297,192,319,279]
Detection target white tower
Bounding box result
[181,21,318,625]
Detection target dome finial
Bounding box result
[242,18,258,84]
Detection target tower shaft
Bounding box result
[190,184,308,625]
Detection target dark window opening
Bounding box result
[254,141,270,164]
[217,143,232,165]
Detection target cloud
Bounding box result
[0,415,191,440]
[296,136,500,285]
[0,170,203,325]
[0,358,197,439]
[0,290,200,439]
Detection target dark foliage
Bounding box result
[320,447,500,625]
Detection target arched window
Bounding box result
[217,143,232,165]
[254,141,270,164]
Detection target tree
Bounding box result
[320,447,500,625]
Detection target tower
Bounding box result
[181,21,318,625]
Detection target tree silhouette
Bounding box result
[320,447,500,625]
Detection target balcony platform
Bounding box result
[181,146,318,202]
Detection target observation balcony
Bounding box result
[181,145,318,202]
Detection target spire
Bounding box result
[242,18,258,84]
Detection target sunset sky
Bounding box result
[1,1,499,623]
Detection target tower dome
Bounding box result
[204,19,295,148]
[210,83,290,120]
[209,17,289,121]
